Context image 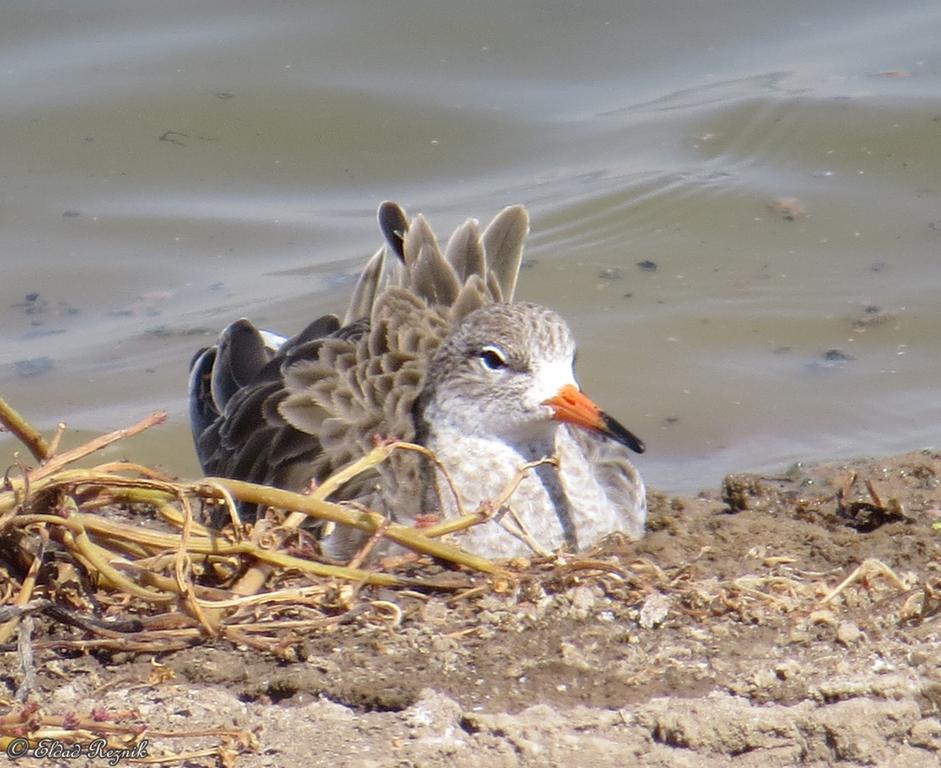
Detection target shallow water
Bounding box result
[2,1,940,493]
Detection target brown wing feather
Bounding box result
[189,201,528,535]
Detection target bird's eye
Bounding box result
[479,346,507,371]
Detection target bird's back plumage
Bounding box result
[189,201,645,559]
[190,203,529,535]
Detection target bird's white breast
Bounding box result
[424,423,633,557]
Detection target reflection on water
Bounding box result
[1,1,940,493]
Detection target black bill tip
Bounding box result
[601,412,646,454]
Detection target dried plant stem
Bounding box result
[14,511,406,590]
[0,527,45,645]
[419,456,558,544]
[204,477,505,576]
[230,443,429,597]
[821,558,908,604]
[64,526,174,602]
[30,411,167,482]
[46,421,67,457]
[0,401,505,656]
[0,397,51,462]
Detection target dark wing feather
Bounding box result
[188,202,530,545]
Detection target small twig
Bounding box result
[46,421,67,458]
[198,586,333,612]
[821,558,908,605]
[557,559,629,579]
[346,515,390,570]
[0,462,30,529]
[201,479,245,536]
[42,603,144,636]
[311,443,397,502]
[495,505,551,557]
[175,491,216,634]
[63,526,175,603]
[419,455,558,551]
[0,599,51,623]
[225,606,369,633]
[30,411,167,482]
[839,471,857,503]
[12,508,408,589]
[384,441,468,518]
[0,525,46,645]
[5,636,193,654]
[369,599,404,627]
[15,615,36,701]
[496,454,560,507]
[630,557,670,584]
[92,460,173,480]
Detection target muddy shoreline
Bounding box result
[3,449,940,767]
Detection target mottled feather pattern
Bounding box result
[189,201,646,559]
[562,426,647,540]
[191,203,529,530]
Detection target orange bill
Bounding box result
[543,383,645,454]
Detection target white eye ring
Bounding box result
[479,345,508,371]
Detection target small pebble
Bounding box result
[570,585,596,619]
[775,659,802,680]
[808,609,837,626]
[788,628,811,645]
[752,669,777,689]
[836,620,862,646]
[638,592,671,629]
[768,197,807,221]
